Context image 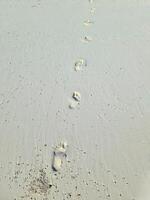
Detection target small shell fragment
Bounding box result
[72,91,81,102]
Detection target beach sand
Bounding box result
[0,0,150,199]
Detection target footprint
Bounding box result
[52,155,62,171]
[90,7,96,14]
[83,19,94,26]
[89,0,94,3]
[72,91,81,102]
[68,92,81,109]
[52,142,68,171]
[81,36,93,43]
[69,100,79,109]
[74,58,87,71]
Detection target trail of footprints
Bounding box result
[69,0,95,109]
[1,1,136,200]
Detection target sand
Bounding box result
[0,0,150,199]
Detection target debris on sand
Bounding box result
[28,169,52,195]
[52,141,68,171]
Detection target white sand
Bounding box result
[0,0,150,199]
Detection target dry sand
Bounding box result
[0,0,150,199]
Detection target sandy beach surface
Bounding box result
[0,0,150,199]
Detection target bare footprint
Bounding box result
[52,142,68,171]
[81,36,93,43]
[68,100,79,109]
[74,58,87,71]
[68,92,81,109]
[83,19,94,26]
[89,0,94,3]
[72,91,81,102]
